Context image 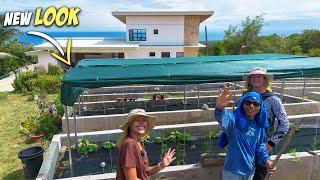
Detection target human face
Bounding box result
[250,74,266,89]
[242,100,260,120]
[131,116,148,137]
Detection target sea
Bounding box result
[18,31,223,45]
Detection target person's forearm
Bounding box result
[147,162,165,175]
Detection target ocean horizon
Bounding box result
[18,31,224,45]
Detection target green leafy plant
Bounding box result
[155,135,167,144]
[103,141,116,150]
[140,135,150,144]
[289,148,301,163]
[202,141,212,154]
[160,143,168,159]
[38,113,59,140]
[167,131,191,143]
[19,116,41,136]
[208,129,216,138]
[175,142,185,165]
[77,138,98,156]
[311,135,319,151]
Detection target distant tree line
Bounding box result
[199,15,320,57]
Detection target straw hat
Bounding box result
[120,109,157,132]
[243,67,274,81]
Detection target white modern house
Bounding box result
[27,11,214,68]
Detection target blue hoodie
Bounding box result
[214,92,270,175]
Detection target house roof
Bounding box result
[112,11,214,24]
[33,38,139,52]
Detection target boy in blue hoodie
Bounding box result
[215,89,276,180]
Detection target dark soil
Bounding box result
[54,127,320,178]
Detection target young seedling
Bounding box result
[103,141,116,150]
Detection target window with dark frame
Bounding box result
[153,29,158,34]
[149,52,155,57]
[161,52,170,58]
[176,52,184,58]
[129,29,146,41]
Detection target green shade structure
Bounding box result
[61,54,320,106]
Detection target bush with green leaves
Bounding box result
[38,113,60,140]
[13,66,62,94]
[48,63,64,77]
[77,138,98,156]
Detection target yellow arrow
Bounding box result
[27,31,72,66]
[51,38,72,66]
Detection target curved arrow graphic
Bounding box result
[27,31,71,66]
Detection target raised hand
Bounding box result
[216,85,235,110]
[162,148,176,167]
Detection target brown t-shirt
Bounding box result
[116,137,149,180]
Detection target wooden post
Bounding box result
[264,126,296,180]
[302,77,307,100]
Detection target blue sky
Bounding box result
[1,0,320,39]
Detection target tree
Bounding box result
[224,14,265,54]
[0,14,20,44]
[298,29,320,53]
[199,40,226,56]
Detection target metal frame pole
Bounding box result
[73,107,78,148]
[302,77,307,100]
[280,79,285,101]
[65,106,73,176]
[197,84,200,109]
[78,95,81,116]
[184,85,186,109]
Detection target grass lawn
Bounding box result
[0,92,58,179]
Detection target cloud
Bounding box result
[0,0,319,34]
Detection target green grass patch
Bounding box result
[0,92,57,179]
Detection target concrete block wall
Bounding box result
[308,92,320,102]
[63,101,320,133]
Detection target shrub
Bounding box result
[308,48,320,57]
[38,113,60,140]
[13,66,62,94]
[48,63,64,77]
[291,46,302,55]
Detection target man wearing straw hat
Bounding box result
[243,67,289,180]
[116,109,176,180]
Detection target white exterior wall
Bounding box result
[126,16,184,45]
[125,46,184,59]
[37,52,58,69]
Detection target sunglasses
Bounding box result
[244,100,261,107]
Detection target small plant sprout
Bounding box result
[311,135,319,151]
[155,135,167,144]
[289,148,301,163]
[103,141,116,150]
[77,138,98,156]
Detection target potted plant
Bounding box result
[19,117,43,143]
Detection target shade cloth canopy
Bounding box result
[61,54,320,105]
